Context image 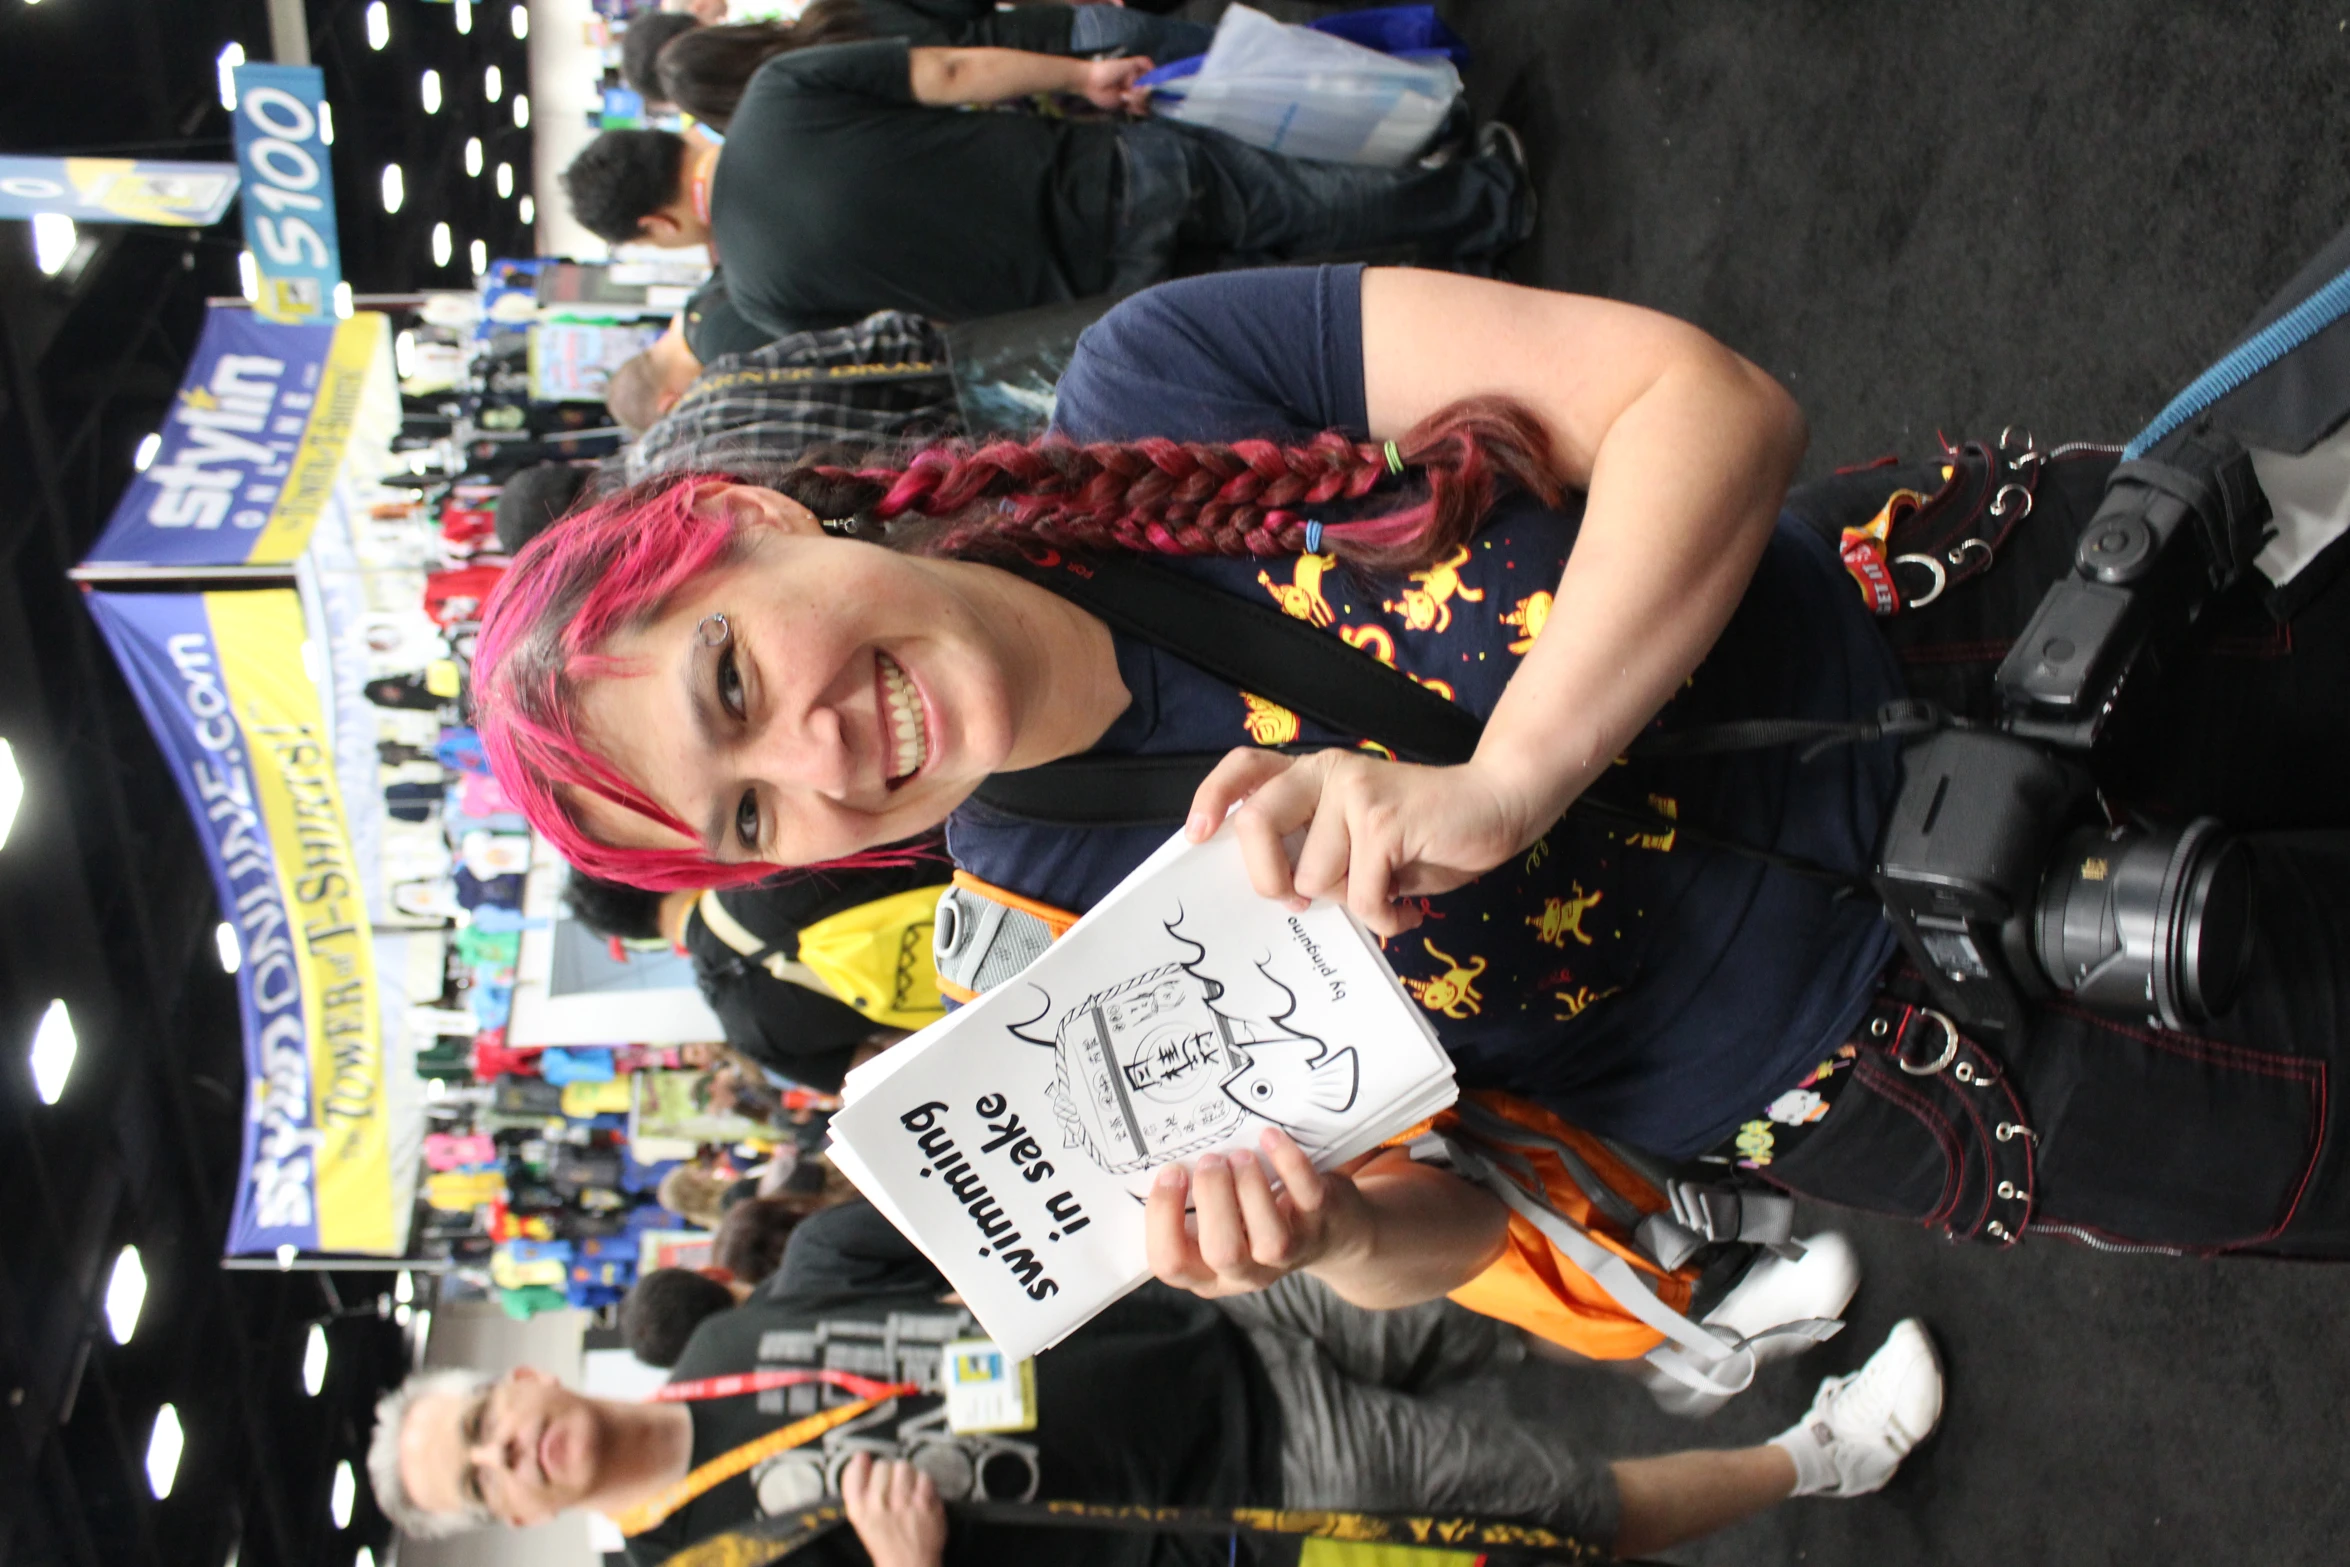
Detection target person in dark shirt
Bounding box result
[654,8,1212,128]
[679,268,774,363]
[559,42,1526,336]
[371,1201,1939,1562]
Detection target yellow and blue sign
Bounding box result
[0,153,240,226]
[230,63,344,322]
[82,304,388,568]
[84,589,396,1255]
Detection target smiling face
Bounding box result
[399,1368,607,1529]
[572,485,1043,870]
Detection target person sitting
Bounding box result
[559,45,1527,337]
[607,310,960,479]
[651,7,1214,130]
[472,258,2350,1267]
[370,1198,1943,1561]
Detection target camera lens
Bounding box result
[2031,817,2254,1029]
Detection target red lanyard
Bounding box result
[650,1368,917,1404]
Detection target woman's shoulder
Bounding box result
[1054,265,1369,446]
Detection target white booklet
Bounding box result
[828,826,1457,1358]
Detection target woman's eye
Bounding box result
[717,646,746,720]
[734,789,760,851]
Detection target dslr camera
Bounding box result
[1871,432,2272,1040]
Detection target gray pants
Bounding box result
[1215,1275,1622,1547]
[1108,118,1523,294]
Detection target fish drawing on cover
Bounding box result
[1014,913,1361,1176]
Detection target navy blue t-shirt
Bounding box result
[948,266,1905,1158]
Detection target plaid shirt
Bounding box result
[626,311,958,482]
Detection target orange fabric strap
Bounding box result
[607,1386,914,1537]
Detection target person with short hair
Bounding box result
[372,1200,1943,1559]
[560,45,1528,337]
[621,311,960,480]
[620,1266,745,1366]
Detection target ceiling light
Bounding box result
[29,999,77,1105]
[0,738,18,847]
[393,1302,412,1327]
[215,922,240,974]
[469,238,487,275]
[302,1324,329,1396]
[394,1272,415,1304]
[31,213,77,276]
[510,5,528,39]
[216,43,244,111]
[495,161,512,198]
[455,0,473,34]
[105,1247,148,1343]
[380,164,404,214]
[394,330,417,380]
[483,64,502,103]
[356,1551,375,1567]
[512,94,529,128]
[518,194,535,225]
[317,101,334,145]
[147,1405,184,1499]
[431,223,452,268]
[333,281,353,319]
[237,250,259,302]
[420,70,442,115]
[364,1,389,51]
[464,137,483,177]
[133,433,161,472]
[330,1461,356,1528]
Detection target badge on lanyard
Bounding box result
[941,1339,1036,1434]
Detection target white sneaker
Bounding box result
[1645,1233,1862,1417]
[1775,1318,1945,1497]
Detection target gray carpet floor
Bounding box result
[1414,3,2350,1564]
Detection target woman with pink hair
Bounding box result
[473,265,2350,1296]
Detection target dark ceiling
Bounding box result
[0,2,539,1565]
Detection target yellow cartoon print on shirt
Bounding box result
[1501,590,1553,655]
[1527,884,1604,948]
[1628,795,1678,853]
[1259,552,1338,626]
[1383,546,1486,632]
[1553,983,1621,1019]
[1403,939,1486,1018]
[1240,691,1300,745]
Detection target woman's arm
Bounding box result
[1191,269,1806,931]
[1145,1130,1510,1310]
[907,44,1147,108]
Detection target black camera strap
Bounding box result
[973,558,1933,891]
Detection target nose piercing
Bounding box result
[697,612,729,647]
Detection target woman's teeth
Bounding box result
[879,651,927,783]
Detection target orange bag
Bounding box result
[1435,1091,1697,1361]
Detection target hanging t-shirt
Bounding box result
[625,1202,1278,1567]
[710,41,1121,336]
[947,265,1908,1159]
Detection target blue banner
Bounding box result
[82,304,387,568]
[230,63,344,322]
[0,154,239,225]
[84,589,397,1255]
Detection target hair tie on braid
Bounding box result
[1383,439,1404,476]
[1303,519,1323,552]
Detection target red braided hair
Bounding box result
[476,396,1559,888]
